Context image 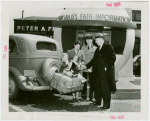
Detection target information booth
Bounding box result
[52,8,137,80]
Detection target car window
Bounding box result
[36,42,56,51]
[9,39,17,53]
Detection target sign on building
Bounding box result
[14,16,57,38]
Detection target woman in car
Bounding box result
[67,41,85,62]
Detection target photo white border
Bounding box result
[1,1,149,120]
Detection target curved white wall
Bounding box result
[115,30,135,80]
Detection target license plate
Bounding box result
[24,70,35,77]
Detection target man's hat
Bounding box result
[94,33,105,39]
[84,33,93,39]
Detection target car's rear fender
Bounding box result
[9,66,52,91]
[9,66,34,91]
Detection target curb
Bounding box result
[112,89,141,99]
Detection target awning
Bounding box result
[53,20,136,29]
[52,8,137,29]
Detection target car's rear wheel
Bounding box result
[9,73,21,100]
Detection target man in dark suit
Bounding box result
[85,33,116,109]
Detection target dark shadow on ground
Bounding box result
[9,91,96,112]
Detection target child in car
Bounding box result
[60,54,87,102]
[60,53,70,73]
[62,55,86,82]
[69,55,87,102]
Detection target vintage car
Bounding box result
[9,34,62,100]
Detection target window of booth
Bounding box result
[76,30,85,47]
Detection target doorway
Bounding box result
[76,30,85,47]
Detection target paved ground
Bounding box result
[9,77,141,112]
[9,91,140,112]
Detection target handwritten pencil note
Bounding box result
[106,2,121,7]
[3,54,6,60]
[3,45,7,60]
[4,45,7,52]
[110,115,125,119]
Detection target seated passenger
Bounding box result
[61,55,87,82]
[60,54,87,102]
[59,53,69,73]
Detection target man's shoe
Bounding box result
[90,98,94,102]
[90,99,94,102]
[100,106,110,109]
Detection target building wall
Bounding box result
[53,28,63,53]
[111,30,133,77]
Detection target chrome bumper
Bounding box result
[17,76,52,91]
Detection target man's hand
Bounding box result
[88,69,92,72]
[105,67,107,71]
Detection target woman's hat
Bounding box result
[95,33,105,39]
